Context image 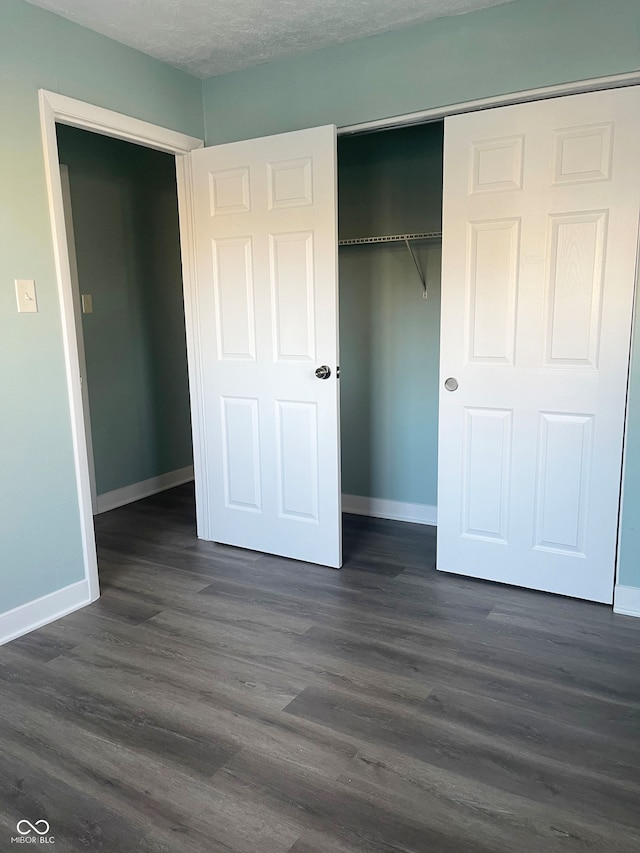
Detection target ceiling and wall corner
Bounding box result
[22,0,514,78]
[200,0,640,144]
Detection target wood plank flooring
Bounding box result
[2,483,640,851]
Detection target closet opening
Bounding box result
[337,121,444,545]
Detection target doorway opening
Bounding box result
[56,125,194,517]
[40,89,204,604]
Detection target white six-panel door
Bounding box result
[438,86,640,602]
[190,126,342,567]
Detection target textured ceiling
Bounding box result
[24,0,513,79]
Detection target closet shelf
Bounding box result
[338,231,441,300]
[338,231,442,246]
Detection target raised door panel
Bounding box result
[462,408,512,543]
[551,124,614,186]
[212,237,256,360]
[534,413,593,555]
[275,401,319,521]
[270,232,316,362]
[267,158,313,209]
[466,219,520,363]
[220,397,262,512]
[469,135,524,194]
[544,212,607,367]
[209,167,251,215]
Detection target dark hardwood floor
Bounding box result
[2,483,640,852]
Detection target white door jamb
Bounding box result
[39,90,204,605]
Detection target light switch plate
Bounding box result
[81,293,93,314]
[15,279,38,313]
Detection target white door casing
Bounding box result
[190,126,342,567]
[438,86,640,603]
[59,164,98,513]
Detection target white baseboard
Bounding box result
[342,494,437,526]
[0,578,92,646]
[613,584,640,618]
[95,465,194,514]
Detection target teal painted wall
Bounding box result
[202,0,640,145]
[202,0,640,588]
[339,124,442,506]
[0,0,202,615]
[57,126,193,496]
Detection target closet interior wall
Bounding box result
[338,122,444,516]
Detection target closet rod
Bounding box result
[337,231,442,246]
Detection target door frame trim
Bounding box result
[39,89,205,604]
[338,71,640,135]
[58,162,98,513]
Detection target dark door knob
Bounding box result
[315,365,331,380]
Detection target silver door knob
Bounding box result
[315,365,331,380]
[444,377,458,391]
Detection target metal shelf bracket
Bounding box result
[338,231,441,300]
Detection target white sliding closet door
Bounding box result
[438,86,640,602]
[190,126,342,567]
